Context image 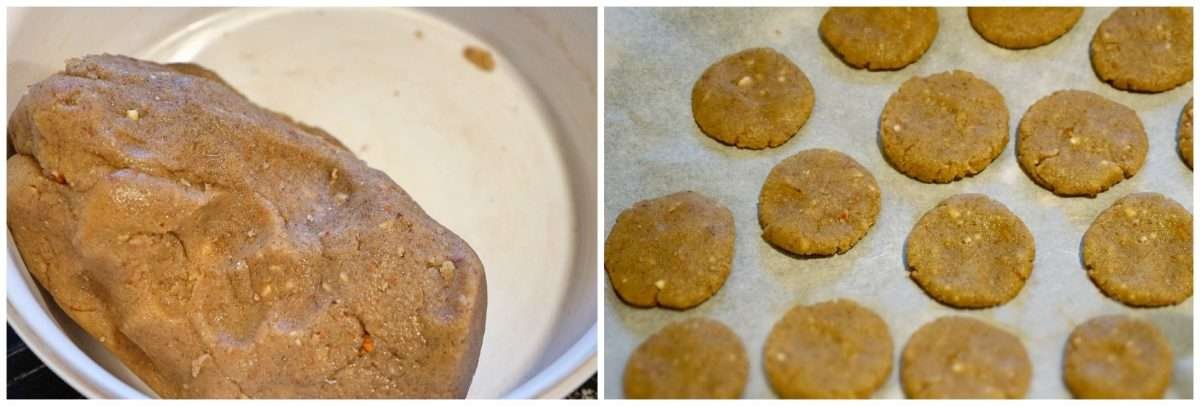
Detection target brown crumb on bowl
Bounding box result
[463,46,495,72]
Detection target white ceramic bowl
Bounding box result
[6,7,596,399]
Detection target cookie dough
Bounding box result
[623,318,749,399]
[763,299,893,399]
[968,7,1083,49]
[691,47,815,149]
[1091,7,1193,93]
[906,194,1034,308]
[605,191,735,309]
[901,316,1031,399]
[758,149,880,256]
[819,7,939,71]
[6,55,486,398]
[880,70,1009,183]
[1064,315,1173,399]
[1180,98,1193,169]
[1016,90,1147,197]
[1082,193,1193,307]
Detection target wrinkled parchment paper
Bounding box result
[604,7,1192,399]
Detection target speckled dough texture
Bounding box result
[901,316,1031,399]
[880,70,1009,183]
[623,318,749,399]
[758,149,881,256]
[906,194,1034,309]
[691,47,815,149]
[1082,193,1193,307]
[763,299,893,399]
[1180,98,1193,169]
[605,191,735,309]
[1091,7,1193,93]
[968,7,1083,49]
[1063,315,1173,399]
[1017,90,1147,197]
[819,7,939,71]
[6,55,486,398]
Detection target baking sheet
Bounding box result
[603,7,1193,399]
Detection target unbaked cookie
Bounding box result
[1063,315,1173,399]
[906,194,1034,308]
[605,191,735,309]
[758,149,880,256]
[819,7,939,71]
[1180,98,1193,169]
[1091,7,1193,93]
[691,47,815,149]
[763,299,893,399]
[624,318,749,399]
[1017,90,1147,197]
[968,7,1083,49]
[901,316,1031,399]
[1082,193,1193,307]
[880,70,1009,183]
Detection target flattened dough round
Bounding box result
[1082,193,1193,307]
[763,299,893,399]
[906,194,1034,308]
[605,191,734,309]
[1017,90,1147,197]
[1180,98,1193,169]
[623,318,749,399]
[819,7,939,71]
[758,149,881,256]
[692,47,815,149]
[901,316,1031,399]
[880,70,1009,183]
[1091,7,1193,93]
[1064,315,1173,399]
[968,7,1083,49]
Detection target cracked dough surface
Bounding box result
[1063,315,1173,399]
[691,47,815,149]
[6,54,486,398]
[758,149,881,256]
[1090,7,1193,93]
[880,70,1009,183]
[819,7,939,71]
[1016,89,1147,197]
[967,7,1082,49]
[763,299,892,399]
[604,191,734,309]
[901,316,1031,399]
[906,194,1034,309]
[1082,193,1193,307]
[623,318,748,399]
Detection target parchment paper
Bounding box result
[603,7,1193,399]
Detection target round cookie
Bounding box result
[1064,315,1173,399]
[880,70,1009,183]
[819,7,939,71]
[1016,90,1147,197]
[605,191,734,310]
[763,299,893,399]
[691,47,815,149]
[906,194,1035,309]
[901,316,1032,399]
[623,318,749,399]
[1091,7,1193,93]
[968,7,1083,49]
[758,149,881,256]
[1082,192,1193,307]
[1180,98,1193,169]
